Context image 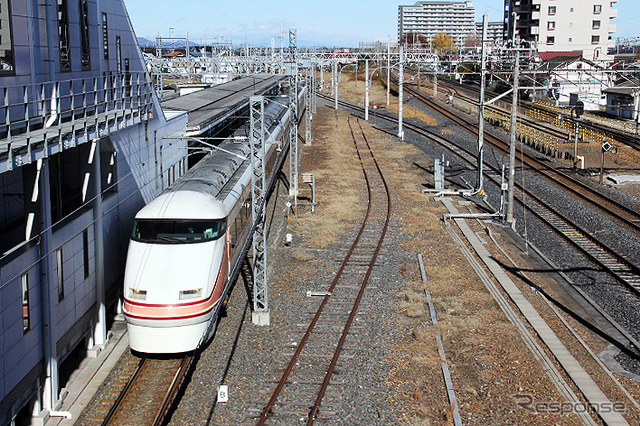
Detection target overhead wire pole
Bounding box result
[312,60,317,114]
[387,37,391,106]
[475,11,489,194]
[398,44,404,140]
[305,69,312,142]
[506,39,520,226]
[288,29,299,211]
[365,59,369,121]
[334,59,339,110]
[250,96,270,325]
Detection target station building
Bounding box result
[0,0,187,423]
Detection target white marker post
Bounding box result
[217,385,229,403]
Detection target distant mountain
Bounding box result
[137,37,155,47]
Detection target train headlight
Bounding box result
[129,288,147,300]
[179,288,202,300]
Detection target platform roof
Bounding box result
[162,76,283,134]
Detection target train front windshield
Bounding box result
[132,219,225,244]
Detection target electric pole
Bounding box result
[506,42,520,226]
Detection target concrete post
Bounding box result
[37,158,59,412]
[506,45,520,226]
[91,140,107,347]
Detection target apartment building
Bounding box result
[504,0,618,60]
[398,1,477,46]
[475,21,504,45]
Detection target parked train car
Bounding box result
[122,93,297,353]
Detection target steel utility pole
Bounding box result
[334,60,339,110]
[506,42,520,226]
[365,59,369,121]
[475,11,489,193]
[398,44,404,140]
[288,29,299,211]
[387,37,391,106]
[249,96,269,325]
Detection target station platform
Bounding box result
[161,75,283,136]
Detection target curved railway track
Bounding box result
[431,75,640,152]
[400,81,640,235]
[317,92,640,298]
[255,116,391,425]
[102,354,194,426]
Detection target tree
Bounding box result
[401,32,430,47]
[432,32,456,54]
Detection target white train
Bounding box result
[123,94,295,353]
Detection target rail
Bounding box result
[256,115,391,424]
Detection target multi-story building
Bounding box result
[504,0,618,61]
[475,21,504,45]
[0,0,187,424]
[398,1,476,47]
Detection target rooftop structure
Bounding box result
[504,0,618,61]
[398,1,476,46]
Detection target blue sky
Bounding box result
[125,0,640,47]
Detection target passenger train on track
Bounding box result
[122,91,298,353]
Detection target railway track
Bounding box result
[252,116,391,424]
[402,82,640,234]
[431,75,640,152]
[317,92,640,299]
[101,354,194,426]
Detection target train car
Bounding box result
[122,94,294,353]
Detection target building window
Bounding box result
[49,143,93,222]
[592,35,600,44]
[547,36,555,45]
[57,0,71,72]
[57,248,64,301]
[116,36,121,73]
[0,0,15,74]
[22,273,30,333]
[79,0,91,70]
[548,6,556,15]
[592,20,601,29]
[594,4,602,14]
[568,37,572,42]
[102,13,109,59]
[547,21,555,30]
[83,229,90,279]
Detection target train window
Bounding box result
[132,219,226,244]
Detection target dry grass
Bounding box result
[310,78,595,425]
[287,108,365,248]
